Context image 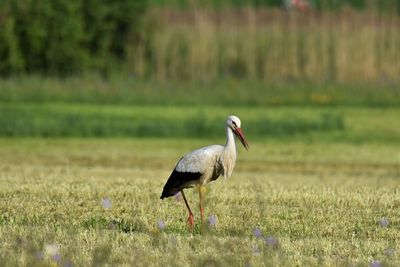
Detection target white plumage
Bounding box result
[175,145,224,175]
[160,115,249,230]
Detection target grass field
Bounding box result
[1,77,400,107]
[1,75,399,265]
[1,103,400,145]
[0,138,399,266]
[1,2,400,265]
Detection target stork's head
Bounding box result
[227,115,249,150]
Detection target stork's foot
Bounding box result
[187,212,194,230]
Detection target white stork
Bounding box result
[160,115,249,230]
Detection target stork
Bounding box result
[160,115,249,230]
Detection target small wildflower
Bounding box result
[44,244,60,257]
[253,228,262,238]
[265,236,279,247]
[379,217,389,227]
[370,260,382,267]
[157,220,165,230]
[52,253,62,263]
[208,215,217,227]
[384,248,395,258]
[170,236,178,246]
[44,244,61,262]
[101,197,112,209]
[174,192,182,201]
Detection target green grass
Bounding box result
[0,138,399,266]
[1,103,400,144]
[1,76,400,107]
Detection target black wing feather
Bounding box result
[160,170,202,199]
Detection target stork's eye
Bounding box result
[232,121,237,126]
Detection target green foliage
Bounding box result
[0,0,147,76]
[1,103,400,143]
[1,77,400,107]
[0,103,345,138]
[1,0,399,78]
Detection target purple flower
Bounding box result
[52,253,62,263]
[174,192,182,201]
[253,228,262,238]
[208,215,217,227]
[379,217,389,227]
[44,244,62,262]
[101,197,112,209]
[157,220,165,230]
[370,260,382,267]
[265,236,279,247]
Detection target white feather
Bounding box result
[175,145,224,174]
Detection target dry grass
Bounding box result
[131,8,400,82]
[0,138,399,266]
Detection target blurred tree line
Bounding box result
[0,0,146,76]
[0,0,399,77]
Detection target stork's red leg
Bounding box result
[198,186,205,232]
[181,190,194,230]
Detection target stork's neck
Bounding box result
[221,125,237,179]
[224,125,237,156]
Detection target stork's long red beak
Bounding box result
[234,127,249,150]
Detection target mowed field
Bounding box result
[0,136,399,266]
[1,1,400,265]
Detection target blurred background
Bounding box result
[0,0,399,142]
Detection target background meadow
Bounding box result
[0,0,399,266]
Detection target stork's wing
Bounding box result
[160,169,201,199]
[160,145,224,199]
[175,145,224,173]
